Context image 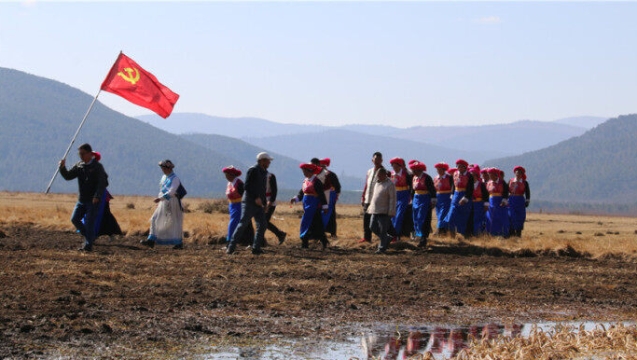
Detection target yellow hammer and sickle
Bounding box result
[117,67,140,85]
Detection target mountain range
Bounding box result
[2,66,635,213]
[0,68,308,197]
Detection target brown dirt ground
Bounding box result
[1,225,637,358]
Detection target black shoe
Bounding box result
[78,246,93,252]
[321,239,329,250]
[140,239,155,248]
[417,239,428,248]
[226,246,235,255]
[278,232,287,245]
[173,244,183,250]
[251,248,264,255]
[375,248,386,254]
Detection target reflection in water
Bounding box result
[207,321,631,359]
[361,322,524,359]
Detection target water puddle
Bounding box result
[204,321,633,359]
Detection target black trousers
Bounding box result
[265,205,284,238]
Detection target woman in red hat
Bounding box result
[314,158,341,238]
[291,163,329,249]
[508,166,530,237]
[433,162,453,235]
[389,157,412,241]
[409,160,436,247]
[485,167,510,237]
[468,165,488,237]
[443,159,474,237]
[223,166,245,244]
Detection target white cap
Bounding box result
[256,152,273,161]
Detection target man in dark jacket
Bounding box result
[226,152,272,255]
[58,143,108,252]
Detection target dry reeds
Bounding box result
[452,323,637,359]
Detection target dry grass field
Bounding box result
[2,191,637,257]
[1,191,637,359]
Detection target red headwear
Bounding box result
[408,160,426,172]
[513,166,527,180]
[389,157,405,167]
[319,158,331,167]
[300,163,319,174]
[434,162,449,171]
[468,166,480,177]
[480,168,488,174]
[222,166,242,177]
[487,167,500,176]
[447,168,457,175]
[92,151,101,162]
[455,159,469,167]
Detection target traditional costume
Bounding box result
[320,158,341,237]
[223,166,243,243]
[468,165,488,237]
[148,160,184,246]
[508,166,531,237]
[81,152,122,240]
[443,159,474,236]
[434,162,454,234]
[293,163,329,248]
[409,160,436,245]
[389,157,412,239]
[486,168,510,237]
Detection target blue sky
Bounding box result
[1,1,636,127]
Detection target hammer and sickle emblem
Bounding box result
[117,67,140,85]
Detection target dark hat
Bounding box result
[158,159,175,169]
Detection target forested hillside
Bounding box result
[484,114,637,205]
[0,68,301,197]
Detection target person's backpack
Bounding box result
[176,183,187,200]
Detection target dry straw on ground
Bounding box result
[2,191,637,258]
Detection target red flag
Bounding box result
[101,52,179,118]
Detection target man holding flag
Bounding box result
[47,51,180,195]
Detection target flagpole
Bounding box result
[45,90,103,194]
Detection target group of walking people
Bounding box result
[224,154,341,254]
[59,144,528,255]
[361,152,531,253]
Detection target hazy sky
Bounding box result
[1,1,636,127]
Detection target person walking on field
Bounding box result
[223,166,244,243]
[389,157,412,242]
[58,143,109,252]
[443,159,474,238]
[360,152,384,243]
[226,152,272,255]
[508,166,530,237]
[319,158,341,239]
[486,167,510,237]
[367,167,396,254]
[468,165,489,237]
[409,160,436,247]
[291,163,329,249]
[265,170,287,245]
[433,162,453,235]
[142,159,185,249]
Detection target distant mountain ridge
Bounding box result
[139,113,607,159]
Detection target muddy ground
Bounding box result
[1,225,636,358]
